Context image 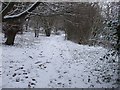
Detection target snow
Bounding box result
[1,32,119,88]
[0,33,2,89]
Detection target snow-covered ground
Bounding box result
[1,32,119,88]
[0,33,2,89]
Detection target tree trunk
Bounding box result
[45,28,51,37]
[5,29,18,45]
[35,29,39,37]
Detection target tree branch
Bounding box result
[3,0,40,21]
[1,1,15,19]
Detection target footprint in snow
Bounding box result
[29,56,33,59]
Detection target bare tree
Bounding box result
[2,1,40,45]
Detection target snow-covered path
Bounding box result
[2,32,118,88]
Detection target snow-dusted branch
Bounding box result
[0,0,11,15]
[1,1,15,19]
[3,0,40,19]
